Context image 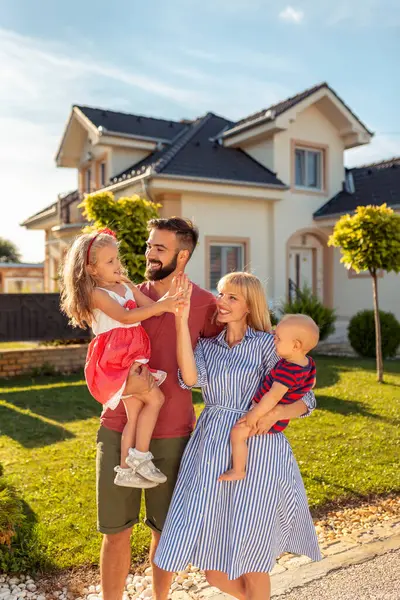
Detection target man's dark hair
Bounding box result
[147,217,199,257]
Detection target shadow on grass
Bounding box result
[0,404,75,448]
[0,494,54,574]
[0,380,99,425]
[316,394,400,425]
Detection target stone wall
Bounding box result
[0,345,88,378]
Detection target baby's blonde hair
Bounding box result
[217,272,272,332]
[280,313,320,352]
[60,232,118,329]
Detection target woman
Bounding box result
[155,272,321,600]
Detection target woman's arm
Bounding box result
[175,278,198,387]
[176,318,198,387]
[93,289,181,325]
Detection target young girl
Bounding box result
[60,228,184,489]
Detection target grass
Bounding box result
[0,342,38,350]
[0,357,399,573]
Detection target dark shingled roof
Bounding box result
[314,158,400,218]
[75,105,188,141]
[111,113,286,188]
[223,82,372,138]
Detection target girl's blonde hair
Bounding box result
[60,232,118,329]
[217,271,272,332]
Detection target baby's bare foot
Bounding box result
[218,469,246,482]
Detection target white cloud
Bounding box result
[345,134,400,168]
[0,28,205,262]
[279,6,305,23]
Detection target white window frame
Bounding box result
[294,146,323,191]
[206,239,248,292]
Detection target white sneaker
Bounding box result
[126,449,168,484]
[113,466,158,488]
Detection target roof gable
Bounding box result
[223,83,372,146]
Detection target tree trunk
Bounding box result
[371,272,383,383]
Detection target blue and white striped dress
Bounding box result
[155,328,322,580]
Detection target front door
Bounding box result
[289,247,315,292]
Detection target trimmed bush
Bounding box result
[280,286,336,341]
[348,310,400,359]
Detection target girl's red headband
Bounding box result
[86,228,117,265]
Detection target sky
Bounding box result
[1,0,399,262]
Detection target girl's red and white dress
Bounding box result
[85,283,166,411]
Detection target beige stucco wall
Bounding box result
[181,192,275,296]
[109,148,150,179]
[333,248,400,320]
[242,138,274,172]
[271,105,346,303]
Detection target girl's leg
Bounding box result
[120,395,144,467]
[204,571,246,600]
[135,385,164,452]
[243,572,271,600]
[119,362,147,467]
[218,423,252,481]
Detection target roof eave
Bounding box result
[153,172,288,190]
[21,205,58,229]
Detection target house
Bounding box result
[0,263,44,293]
[23,82,400,329]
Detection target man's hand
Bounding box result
[127,364,155,395]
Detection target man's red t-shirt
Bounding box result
[100,282,220,438]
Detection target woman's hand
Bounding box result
[252,407,280,435]
[243,408,260,430]
[174,273,192,321]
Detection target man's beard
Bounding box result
[145,252,179,281]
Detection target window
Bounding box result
[100,162,106,187]
[209,242,245,291]
[295,147,323,190]
[85,168,92,193]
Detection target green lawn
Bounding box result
[0,357,399,573]
[0,342,38,350]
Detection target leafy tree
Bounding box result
[329,204,400,382]
[0,238,21,263]
[80,192,160,281]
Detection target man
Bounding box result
[96,217,221,600]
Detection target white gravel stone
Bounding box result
[26,586,36,593]
[142,590,152,599]
[18,586,26,591]
[8,580,19,587]
[135,585,144,594]
[144,568,152,576]
[37,595,46,600]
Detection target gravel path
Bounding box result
[274,549,400,600]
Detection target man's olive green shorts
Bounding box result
[96,426,189,535]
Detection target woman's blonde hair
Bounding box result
[217,271,271,332]
[60,232,118,329]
